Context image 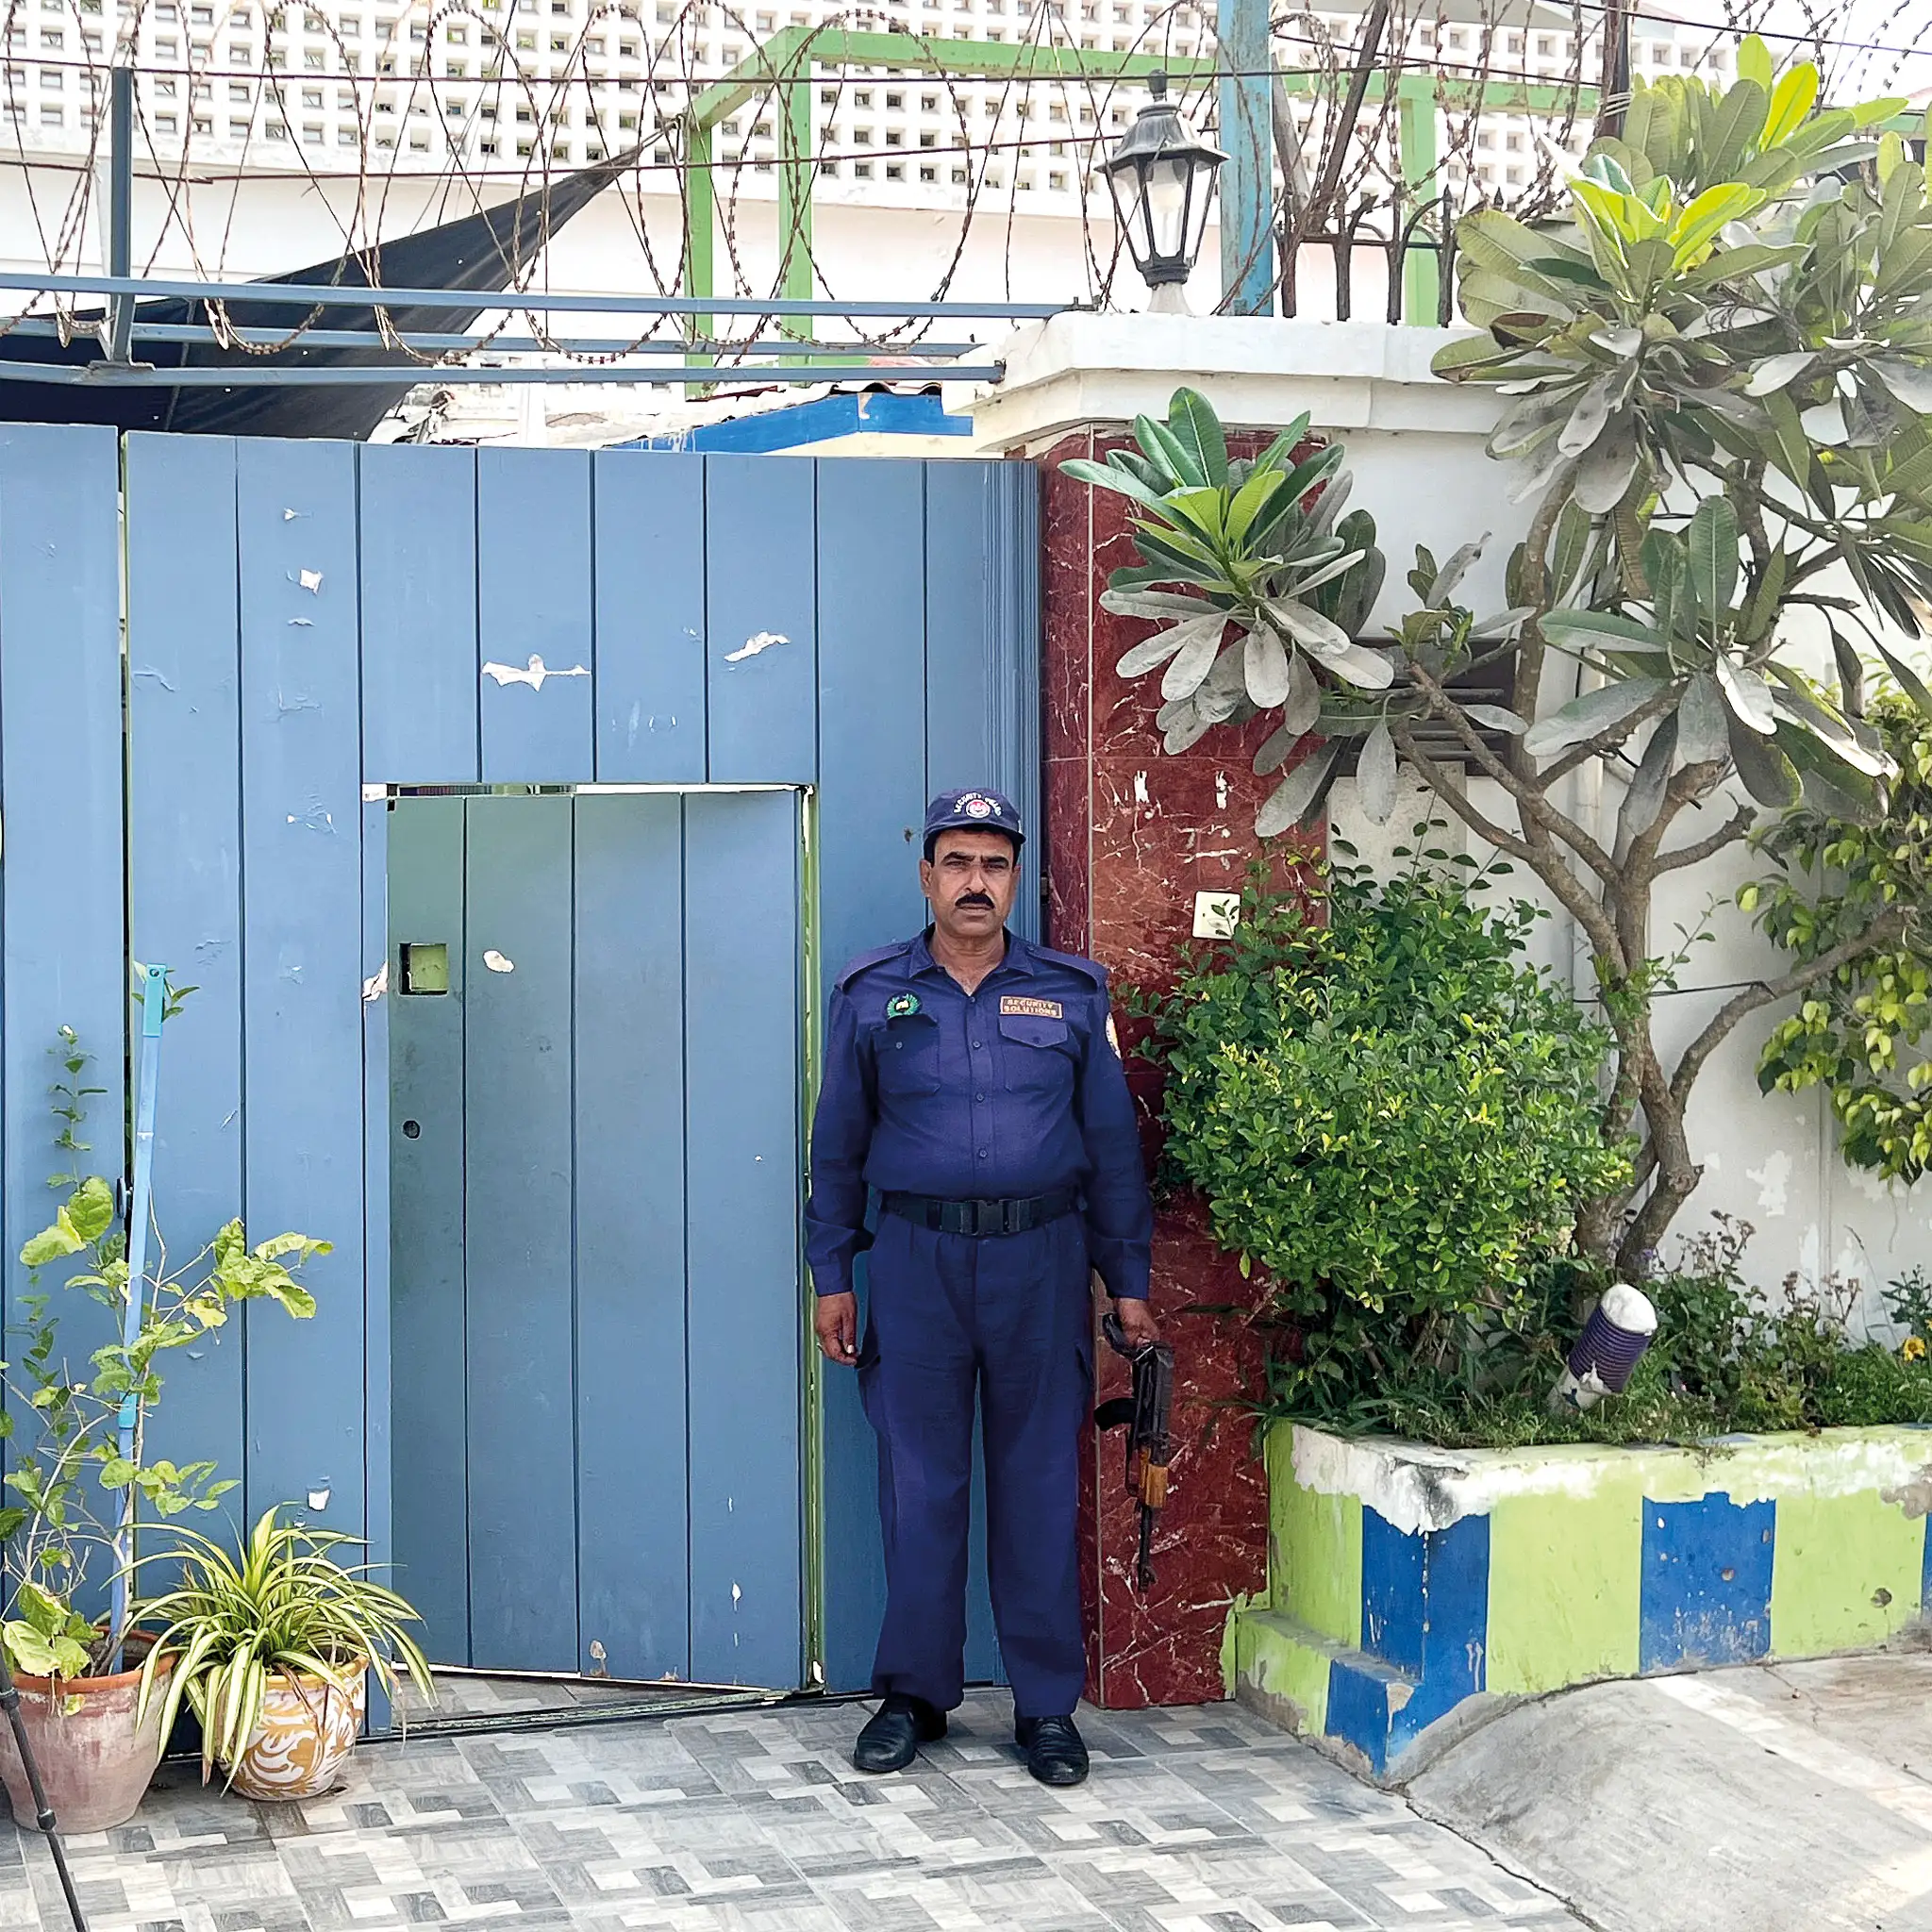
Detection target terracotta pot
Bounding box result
[225,1664,365,1802]
[0,1644,172,1835]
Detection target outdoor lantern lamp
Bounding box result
[1102,70,1225,312]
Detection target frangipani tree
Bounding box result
[1061,393,1387,774]
[1065,47,1932,1271]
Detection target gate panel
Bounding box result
[388,796,471,1662]
[684,789,803,1686]
[463,794,578,1671]
[125,433,246,1494]
[104,434,1041,1706]
[360,795,393,1722]
[361,444,480,786]
[924,461,1042,878]
[237,438,366,1540]
[591,451,708,785]
[706,457,817,784]
[479,450,594,785]
[574,791,691,1679]
[815,460,931,1692]
[0,425,126,1457]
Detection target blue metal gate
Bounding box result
[0,424,1038,1703]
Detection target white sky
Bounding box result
[1642,0,1932,102]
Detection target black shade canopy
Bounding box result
[0,153,625,439]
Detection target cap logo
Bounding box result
[956,792,996,820]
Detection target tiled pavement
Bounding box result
[0,1691,1581,1932]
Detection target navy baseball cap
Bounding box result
[923,787,1024,857]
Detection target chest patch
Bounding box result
[1000,996,1063,1019]
[884,991,923,1020]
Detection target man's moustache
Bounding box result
[956,893,995,909]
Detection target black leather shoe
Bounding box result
[1016,1713,1089,1786]
[852,1693,946,1774]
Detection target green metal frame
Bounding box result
[796,783,825,1690]
[680,31,1215,343]
[677,30,1927,336]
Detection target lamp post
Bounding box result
[1101,71,1225,314]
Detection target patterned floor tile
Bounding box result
[0,1691,1579,1932]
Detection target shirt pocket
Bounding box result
[999,1012,1075,1094]
[874,1017,941,1097]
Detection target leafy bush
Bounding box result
[1143,845,1629,1424]
[1260,1217,1932,1449]
[1748,690,1932,1180]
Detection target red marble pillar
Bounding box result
[1040,427,1322,1708]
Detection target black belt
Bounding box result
[880,1188,1080,1238]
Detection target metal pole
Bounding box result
[1216,0,1274,313]
[1308,0,1389,223]
[681,119,716,369]
[1598,0,1631,137]
[105,65,134,365]
[108,964,167,1668]
[777,46,815,340]
[0,1646,89,1929]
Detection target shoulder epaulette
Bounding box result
[834,940,915,991]
[1026,941,1109,990]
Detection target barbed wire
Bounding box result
[0,0,1910,378]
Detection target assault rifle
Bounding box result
[1094,1310,1174,1594]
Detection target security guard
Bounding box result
[806,788,1157,1787]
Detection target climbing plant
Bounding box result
[1748,689,1932,1181]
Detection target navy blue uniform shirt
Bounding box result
[805,929,1154,1302]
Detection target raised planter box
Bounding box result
[1225,1420,1932,1782]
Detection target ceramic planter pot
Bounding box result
[225,1664,365,1801]
[0,1646,172,1834]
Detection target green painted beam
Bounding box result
[778,42,815,325]
[1395,75,1441,324]
[686,29,1214,130]
[682,117,715,360]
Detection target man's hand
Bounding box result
[1112,1296,1160,1348]
[815,1291,859,1365]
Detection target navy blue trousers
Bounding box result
[858,1209,1091,1719]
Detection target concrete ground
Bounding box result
[1408,1650,1932,1932]
[0,1690,1579,1932]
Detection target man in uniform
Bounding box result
[806,788,1157,1788]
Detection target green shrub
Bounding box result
[1260,1216,1932,1449]
[1648,1220,1932,1433]
[1144,846,1630,1426]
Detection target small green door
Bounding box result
[387,787,807,1689]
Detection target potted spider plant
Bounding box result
[132,1507,432,1800]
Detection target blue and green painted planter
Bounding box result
[1225,1420,1932,1781]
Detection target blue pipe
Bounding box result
[0,359,1006,389]
[0,268,1065,319]
[108,964,167,1663]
